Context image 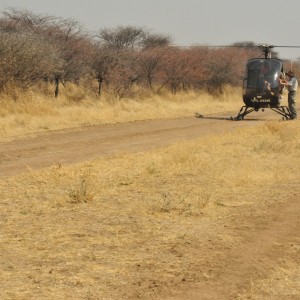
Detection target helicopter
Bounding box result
[233,44,300,120]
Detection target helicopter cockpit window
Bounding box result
[246,59,282,90]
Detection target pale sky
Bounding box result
[1,0,300,60]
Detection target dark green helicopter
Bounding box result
[234,44,300,120]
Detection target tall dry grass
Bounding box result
[0,84,241,140]
[0,120,299,299]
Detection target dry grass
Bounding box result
[0,85,241,141]
[238,237,300,300]
[0,120,300,299]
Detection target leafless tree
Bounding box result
[160,47,198,94]
[137,47,168,90]
[98,26,145,50]
[141,31,172,49]
[90,44,118,96]
[43,18,93,96]
[107,50,141,99]
[2,7,57,33]
[203,48,249,93]
[0,29,64,92]
[1,8,93,96]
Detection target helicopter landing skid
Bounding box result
[270,106,292,120]
[231,106,256,120]
[232,105,292,120]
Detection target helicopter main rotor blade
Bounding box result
[274,45,300,48]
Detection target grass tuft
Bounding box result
[68,176,95,204]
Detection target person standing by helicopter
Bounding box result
[280,70,298,119]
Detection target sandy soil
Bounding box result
[1,109,299,299]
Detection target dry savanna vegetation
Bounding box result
[1,6,300,300]
[0,7,258,141]
[1,119,300,299]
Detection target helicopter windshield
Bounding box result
[245,59,282,90]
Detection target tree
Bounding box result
[43,18,93,96]
[0,8,93,96]
[141,31,172,49]
[107,50,141,99]
[137,47,168,90]
[90,44,118,96]
[161,47,197,94]
[98,25,171,50]
[203,48,248,93]
[98,26,145,50]
[0,29,64,92]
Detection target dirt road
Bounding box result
[0,111,271,177]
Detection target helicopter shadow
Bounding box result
[194,113,266,122]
